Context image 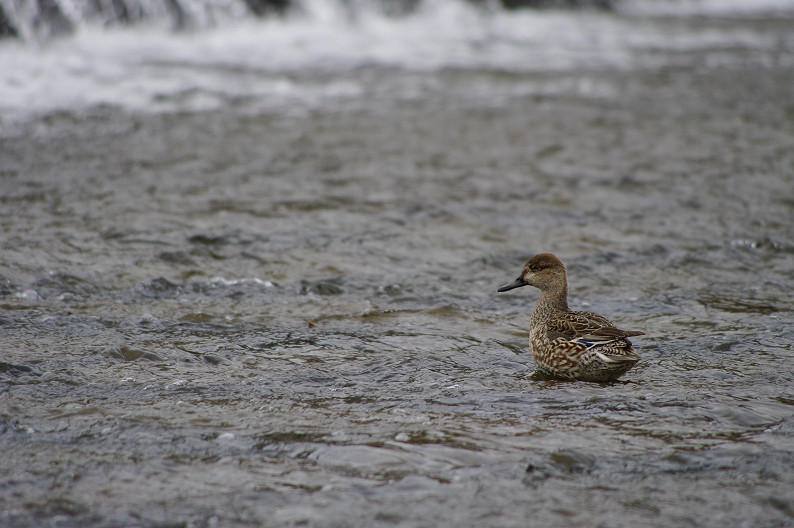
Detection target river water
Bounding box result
[2,1,794,527]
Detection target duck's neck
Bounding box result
[532,284,570,321]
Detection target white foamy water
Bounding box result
[623,0,794,15]
[0,0,792,122]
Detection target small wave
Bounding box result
[134,276,277,299]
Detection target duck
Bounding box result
[498,253,643,382]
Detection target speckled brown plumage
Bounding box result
[498,253,643,383]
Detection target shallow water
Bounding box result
[2,2,794,527]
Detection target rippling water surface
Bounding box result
[2,1,794,527]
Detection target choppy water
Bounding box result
[2,1,794,527]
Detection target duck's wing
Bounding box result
[546,310,644,343]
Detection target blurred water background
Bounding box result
[2,0,794,526]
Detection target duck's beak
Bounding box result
[497,277,527,292]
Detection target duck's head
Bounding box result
[497,253,567,293]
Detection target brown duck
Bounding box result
[498,253,643,382]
